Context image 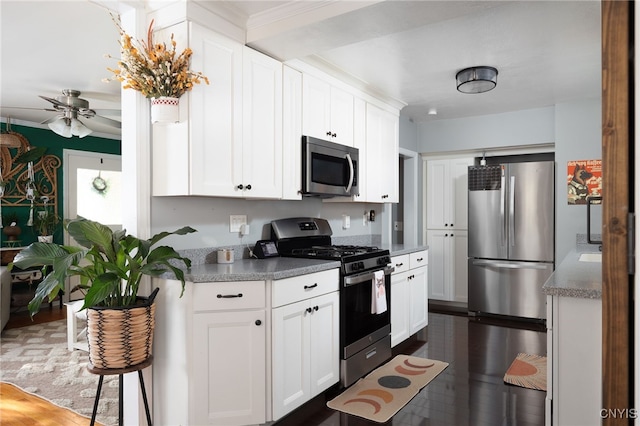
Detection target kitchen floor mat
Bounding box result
[503,352,547,391]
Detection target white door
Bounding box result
[63,149,122,299]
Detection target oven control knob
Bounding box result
[351,262,365,272]
[377,256,390,266]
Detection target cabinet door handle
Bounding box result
[306,307,312,314]
[255,319,262,326]
[304,283,318,290]
[236,184,244,190]
[217,293,243,298]
[313,306,319,311]
[450,223,454,227]
[246,184,252,190]
[332,133,337,138]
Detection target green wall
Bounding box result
[0,122,121,246]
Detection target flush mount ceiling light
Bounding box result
[456,66,498,94]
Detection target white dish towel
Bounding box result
[371,270,387,314]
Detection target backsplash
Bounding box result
[179,234,383,265]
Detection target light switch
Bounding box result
[342,215,350,229]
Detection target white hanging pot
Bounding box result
[150,96,180,123]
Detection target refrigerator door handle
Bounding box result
[500,175,506,246]
[472,259,550,270]
[509,175,516,247]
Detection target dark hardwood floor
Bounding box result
[4,305,546,426]
[275,310,547,426]
[4,301,65,330]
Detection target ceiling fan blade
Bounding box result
[40,115,62,125]
[85,114,121,128]
[92,108,121,117]
[39,95,66,108]
[1,106,58,112]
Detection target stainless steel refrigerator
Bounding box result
[467,161,555,321]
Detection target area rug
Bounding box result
[503,352,547,391]
[327,355,449,423]
[0,320,118,425]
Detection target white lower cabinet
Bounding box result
[547,294,602,426]
[271,269,340,421]
[426,230,468,302]
[390,250,428,347]
[153,279,266,426]
[193,309,266,425]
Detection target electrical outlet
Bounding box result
[394,221,403,231]
[230,215,247,232]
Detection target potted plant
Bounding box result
[11,216,196,369]
[2,212,21,242]
[104,18,209,123]
[32,206,60,243]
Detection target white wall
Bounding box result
[417,106,555,153]
[555,98,602,261]
[416,99,602,264]
[150,196,383,251]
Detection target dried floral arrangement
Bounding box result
[105,18,209,99]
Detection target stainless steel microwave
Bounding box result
[302,136,359,197]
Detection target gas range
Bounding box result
[271,217,393,388]
[270,218,390,275]
[289,245,391,275]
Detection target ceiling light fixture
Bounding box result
[47,111,93,138]
[456,66,498,94]
[427,108,437,115]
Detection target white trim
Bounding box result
[420,143,555,161]
[399,148,419,246]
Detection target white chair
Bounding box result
[0,267,12,332]
[65,300,88,351]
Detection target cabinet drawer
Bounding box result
[410,250,428,268]
[193,281,265,312]
[391,254,410,275]
[272,269,339,308]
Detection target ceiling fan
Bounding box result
[35,89,121,138]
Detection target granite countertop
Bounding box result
[168,257,341,283]
[384,245,429,257]
[542,247,602,299]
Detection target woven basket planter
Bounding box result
[86,288,159,370]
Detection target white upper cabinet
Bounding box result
[426,158,474,229]
[189,23,243,197]
[152,22,283,198]
[241,47,283,198]
[282,66,303,200]
[365,103,399,203]
[302,74,354,146]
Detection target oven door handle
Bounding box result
[344,266,394,286]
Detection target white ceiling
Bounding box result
[0,0,601,139]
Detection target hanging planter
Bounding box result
[150,96,180,124]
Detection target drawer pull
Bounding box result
[217,293,243,298]
[395,262,403,267]
[255,319,262,326]
[304,283,318,290]
[416,257,424,262]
